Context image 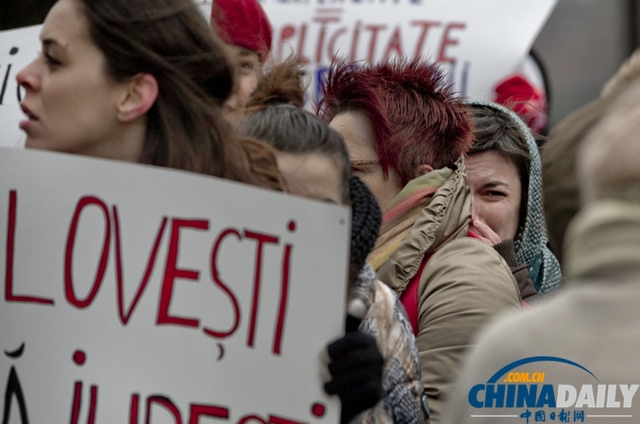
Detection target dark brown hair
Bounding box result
[239,57,349,202]
[76,0,279,188]
[246,55,306,112]
[468,104,531,230]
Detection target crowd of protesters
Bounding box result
[11,0,640,422]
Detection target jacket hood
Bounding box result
[466,100,562,296]
[376,156,471,293]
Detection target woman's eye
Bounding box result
[42,50,61,66]
[484,191,505,198]
[240,61,255,71]
[45,55,60,65]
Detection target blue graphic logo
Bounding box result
[467,356,638,423]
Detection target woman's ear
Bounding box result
[117,73,158,123]
[414,164,434,178]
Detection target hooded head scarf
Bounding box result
[467,101,562,296]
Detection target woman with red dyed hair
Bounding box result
[319,59,522,423]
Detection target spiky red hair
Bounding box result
[318,59,473,186]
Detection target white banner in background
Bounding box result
[0,148,350,423]
[260,0,557,104]
[0,0,556,148]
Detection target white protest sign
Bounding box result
[0,148,349,423]
[260,0,557,105]
[0,25,38,149]
[0,0,556,148]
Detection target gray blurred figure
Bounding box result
[441,77,640,424]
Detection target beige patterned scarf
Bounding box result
[368,171,450,270]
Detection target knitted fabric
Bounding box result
[349,179,426,422]
[467,101,562,296]
[349,176,382,283]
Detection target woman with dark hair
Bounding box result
[319,59,522,423]
[466,101,562,297]
[237,59,427,424]
[16,0,281,188]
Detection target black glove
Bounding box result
[323,330,384,423]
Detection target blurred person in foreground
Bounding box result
[441,78,640,424]
[319,59,522,422]
[542,49,640,265]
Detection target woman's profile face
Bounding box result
[223,44,261,127]
[466,150,522,241]
[16,0,130,157]
[330,111,402,209]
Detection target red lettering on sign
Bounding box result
[272,244,293,355]
[157,219,209,328]
[328,27,348,61]
[146,396,182,424]
[314,16,340,63]
[238,415,267,424]
[410,20,441,57]
[277,25,310,65]
[269,416,305,424]
[244,230,279,348]
[382,25,403,61]
[297,24,310,65]
[130,394,140,424]
[349,21,362,61]
[5,190,54,304]
[203,228,242,339]
[189,404,229,423]
[438,23,466,63]
[364,24,387,62]
[113,206,168,325]
[69,381,82,424]
[87,385,98,424]
[69,382,97,424]
[65,196,110,308]
[280,25,295,43]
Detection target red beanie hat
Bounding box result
[494,74,548,134]
[211,0,272,62]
